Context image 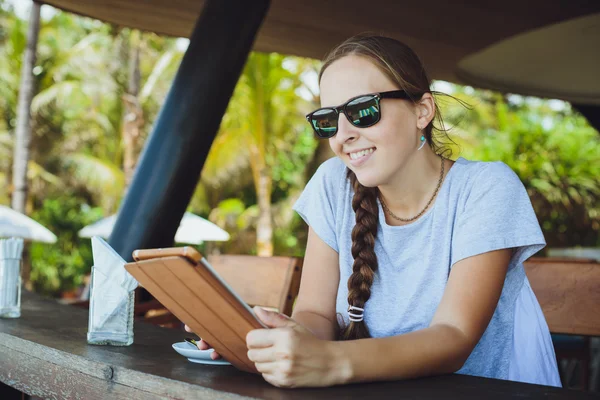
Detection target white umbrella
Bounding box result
[0,206,57,244]
[78,212,230,245]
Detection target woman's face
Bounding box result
[319,55,420,188]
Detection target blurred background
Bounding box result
[0,0,598,298]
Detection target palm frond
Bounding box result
[200,128,250,187]
[31,80,80,111]
[63,153,125,206]
[27,161,62,185]
[139,49,179,104]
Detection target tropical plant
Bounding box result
[202,53,314,256]
[29,195,102,296]
[439,84,600,247]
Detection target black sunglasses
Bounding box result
[305,90,410,139]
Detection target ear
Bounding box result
[415,93,436,129]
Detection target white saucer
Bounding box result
[172,342,231,366]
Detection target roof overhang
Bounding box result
[41,0,600,104]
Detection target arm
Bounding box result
[291,227,340,341]
[332,248,512,384]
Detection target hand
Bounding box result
[246,307,346,388]
[184,325,222,360]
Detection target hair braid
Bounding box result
[339,169,379,340]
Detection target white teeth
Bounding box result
[349,148,375,160]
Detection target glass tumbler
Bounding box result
[0,257,21,318]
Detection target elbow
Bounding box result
[438,348,470,375]
[448,353,469,373]
[452,340,479,374]
[437,325,476,374]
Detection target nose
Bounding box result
[333,112,358,144]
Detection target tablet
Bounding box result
[124,247,267,373]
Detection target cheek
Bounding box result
[378,118,416,146]
[380,105,418,138]
[328,138,340,155]
[366,126,404,148]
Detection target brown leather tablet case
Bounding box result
[124,254,266,373]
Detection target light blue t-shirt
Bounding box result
[292,156,561,387]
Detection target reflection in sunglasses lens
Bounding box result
[347,96,379,126]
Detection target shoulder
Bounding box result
[294,156,349,213]
[449,158,544,266]
[454,157,519,181]
[451,157,529,211]
[454,157,525,193]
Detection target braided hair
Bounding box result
[340,169,379,340]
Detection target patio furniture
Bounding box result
[2,290,595,399]
[524,259,600,390]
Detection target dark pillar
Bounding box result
[572,104,600,134]
[109,0,271,260]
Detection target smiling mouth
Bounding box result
[348,147,376,160]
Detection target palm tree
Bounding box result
[11,1,40,213]
[29,23,183,212]
[29,20,123,212]
[208,53,311,256]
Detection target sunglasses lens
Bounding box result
[346,95,380,127]
[310,109,338,138]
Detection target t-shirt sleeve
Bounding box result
[451,162,546,268]
[292,158,345,253]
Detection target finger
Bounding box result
[254,306,294,328]
[194,339,220,359]
[254,361,278,375]
[247,347,276,363]
[261,371,291,388]
[184,325,192,333]
[246,329,277,348]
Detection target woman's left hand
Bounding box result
[247,307,346,388]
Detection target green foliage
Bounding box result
[29,196,103,296]
[207,198,257,254]
[270,126,317,202]
[198,52,316,255]
[273,212,307,257]
[440,85,600,247]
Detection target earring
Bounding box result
[418,135,426,150]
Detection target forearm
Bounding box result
[291,310,336,341]
[330,324,472,384]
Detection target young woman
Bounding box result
[189,34,561,389]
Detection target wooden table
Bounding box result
[1,291,597,399]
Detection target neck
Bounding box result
[377,148,445,221]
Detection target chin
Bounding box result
[352,170,382,188]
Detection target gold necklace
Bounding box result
[379,156,445,222]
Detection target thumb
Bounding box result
[254,306,295,328]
